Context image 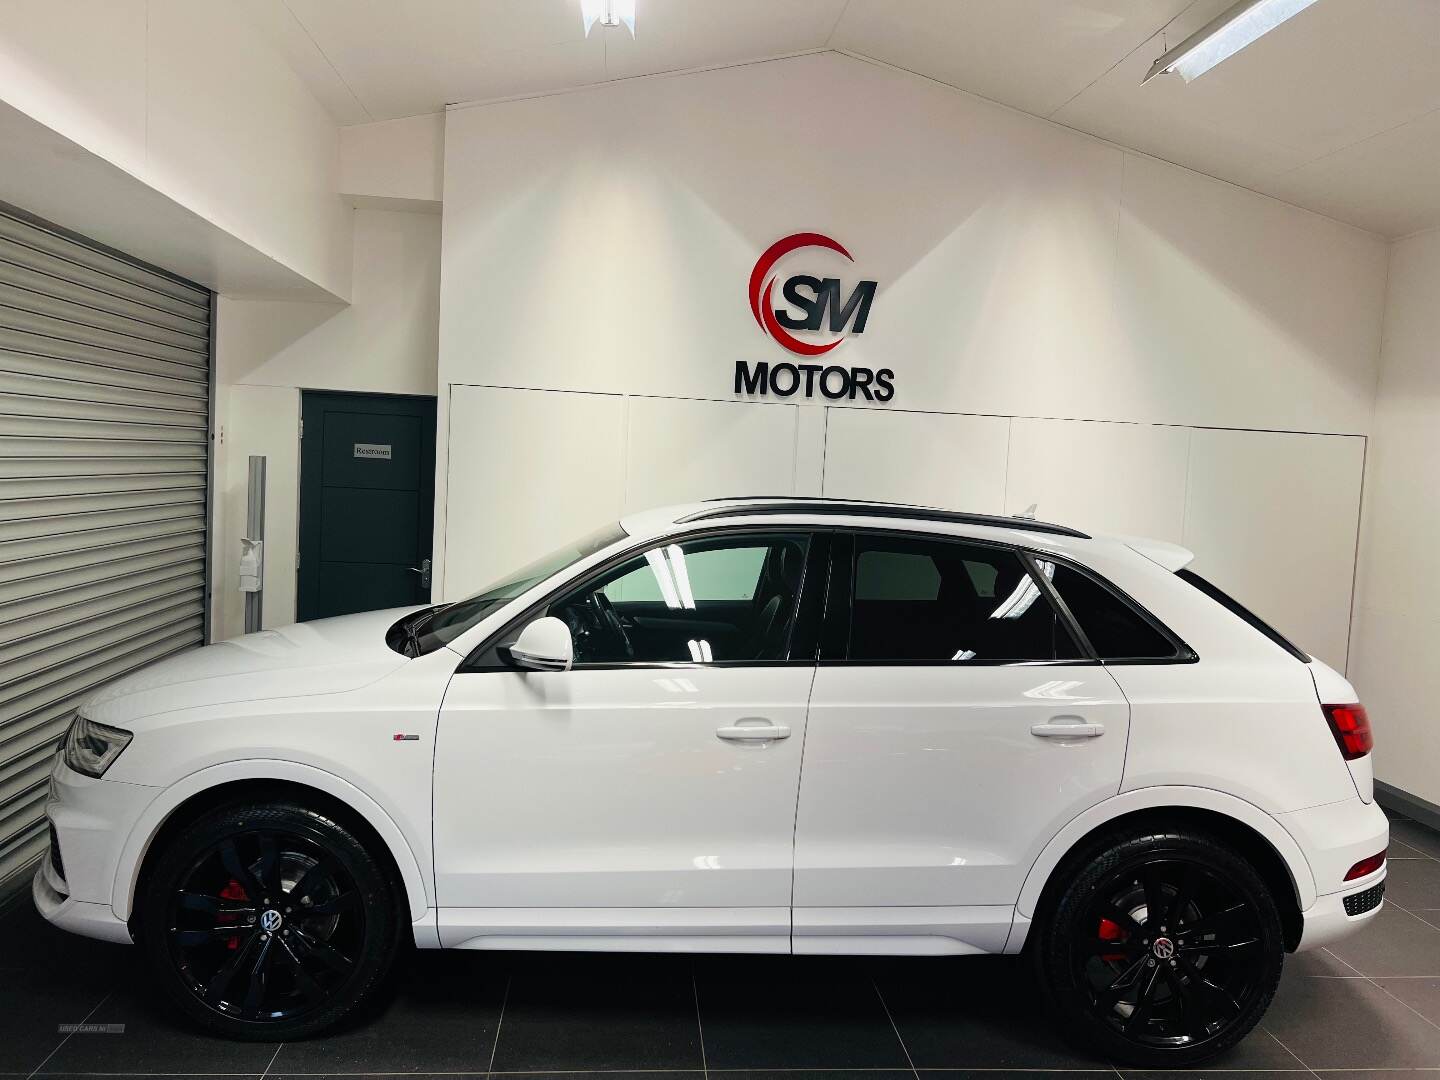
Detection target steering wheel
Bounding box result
[587,590,633,660]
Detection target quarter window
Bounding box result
[1047,564,1180,660]
[550,534,810,665]
[845,535,1081,663]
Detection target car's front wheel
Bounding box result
[136,799,403,1040]
[1032,824,1285,1067]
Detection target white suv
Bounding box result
[35,497,1388,1065]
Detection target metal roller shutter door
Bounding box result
[0,205,212,896]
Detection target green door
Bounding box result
[297,391,436,621]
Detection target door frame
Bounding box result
[297,389,438,622]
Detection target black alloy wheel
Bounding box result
[1033,826,1284,1066]
[138,801,403,1040]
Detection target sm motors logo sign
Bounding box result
[736,232,894,402]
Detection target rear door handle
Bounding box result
[716,722,791,741]
[1031,720,1105,739]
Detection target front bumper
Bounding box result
[34,754,158,943]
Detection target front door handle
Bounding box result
[408,557,432,590]
[716,722,791,742]
[1031,719,1105,739]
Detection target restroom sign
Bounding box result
[353,443,392,460]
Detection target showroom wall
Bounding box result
[0,0,351,299]
[435,51,1387,672]
[1350,226,1440,807]
[211,207,441,640]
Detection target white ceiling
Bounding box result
[245,0,1440,238]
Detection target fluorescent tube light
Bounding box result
[582,0,636,37]
[1143,0,1320,84]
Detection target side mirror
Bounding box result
[499,616,573,672]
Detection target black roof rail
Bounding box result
[678,499,1090,539]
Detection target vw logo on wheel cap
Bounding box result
[1152,936,1175,959]
[260,908,283,932]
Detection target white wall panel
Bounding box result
[821,409,1010,513]
[443,386,625,600]
[0,0,350,299]
[1112,154,1387,435]
[1349,228,1440,806]
[1004,418,1190,541]
[440,52,1386,434]
[218,211,440,396]
[1181,428,1365,671]
[622,397,798,513]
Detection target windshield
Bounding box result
[395,522,628,656]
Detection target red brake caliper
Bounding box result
[1098,916,1128,963]
[218,878,248,950]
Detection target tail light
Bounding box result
[1322,703,1372,760]
[1344,850,1386,881]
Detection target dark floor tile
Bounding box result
[696,955,909,1070]
[1389,819,1440,860]
[1200,1027,1305,1069]
[1317,1074,1440,1080]
[1389,839,1431,860]
[1325,904,1440,977]
[35,976,280,1076]
[1124,1072,1311,1080]
[0,981,110,1074]
[269,949,508,1074]
[489,952,702,1071]
[870,955,1107,1070]
[1285,948,1358,977]
[1374,976,1440,1027]
[711,1072,915,1080]
[1261,967,1440,1068]
[275,1075,691,1080]
[1384,860,1440,909]
[0,900,130,991]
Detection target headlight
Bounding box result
[63,714,132,778]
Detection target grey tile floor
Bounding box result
[3,809,1438,1079]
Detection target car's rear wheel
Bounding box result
[1032,825,1284,1067]
[137,800,403,1040]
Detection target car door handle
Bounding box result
[1030,720,1105,738]
[716,723,791,741]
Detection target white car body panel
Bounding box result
[794,664,1128,952]
[433,664,812,950]
[35,498,1388,964]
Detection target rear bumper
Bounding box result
[1281,795,1389,952]
[1295,872,1385,952]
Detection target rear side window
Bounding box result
[1177,568,1308,662]
[846,535,1082,663]
[1048,564,1183,660]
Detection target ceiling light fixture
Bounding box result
[582,0,636,37]
[1143,0,1319,84]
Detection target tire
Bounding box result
[1031,824,1284,1067]
[136,799,404,1040]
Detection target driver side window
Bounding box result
[549,534,810,665]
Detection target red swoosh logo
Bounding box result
[748,232,853,356]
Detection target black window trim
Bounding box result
[815,527,1197,668]
[457,525,833,673]
[1176,567,1304,663]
